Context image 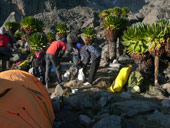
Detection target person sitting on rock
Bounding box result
[80,41,101,85]
[0,27,13,71]
[45,37,67,88]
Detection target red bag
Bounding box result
[32,51,44,67]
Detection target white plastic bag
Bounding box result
[28,67,34,74]
[77,68,85,82]
[109,59,121,68]
[64,72,70,79]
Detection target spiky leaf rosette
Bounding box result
[103,15,121,30]
[145,22,166,57]
[14,32,25,40]
[83,27,96,44]
[29,32,48,50]
[46,32,55,42]
[83,27,96,39]
[56,23,68,38]
[119,17,129,29]
[20,17,33,32]
[31,18,44,32]
[121,7,130,16]
[99,10,109,20]
[5,22,20,34]
[108,7,122,16]
[103,15,122,41]
[122,23,148,56]
[117,17,129,37]
[20,17,44,34]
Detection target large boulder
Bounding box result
[2,12,22,28]
[142,7,170,24]
[110,100,159,117]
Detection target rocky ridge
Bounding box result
[1,0,170,25]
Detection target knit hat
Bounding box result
[61,37,67,43]
[0,27,6,34]
[76,43,83,49]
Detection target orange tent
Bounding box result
[0,70,55,128]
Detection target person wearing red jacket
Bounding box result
[45,38,67,88]
[0,27,13,71]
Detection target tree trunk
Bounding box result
[165,38,170,57]
[117,37,124,57]
[154,55,159,86]
[104,29,117,62]
[108,40,116,62]
[137,62,142,73]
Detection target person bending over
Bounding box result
[45,38,67,88]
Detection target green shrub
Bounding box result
[29,32,48,50]
[122,23,148,54]
[103,15,121,30]
[99,10,109,19]
[20,16,44,33]
[83,27,96,39]
[56,23,68,37]
[121,7,130,16]
[46,32,55,41]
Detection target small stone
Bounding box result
[54,84,64,97]
[79,115,92,126]
[120,92,131,99]
[161,99,170,108]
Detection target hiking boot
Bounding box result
[83,82,92,86]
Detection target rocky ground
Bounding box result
[1,57,170,128]
[45,57,170,128]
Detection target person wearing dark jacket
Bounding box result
[45,38,67,88]
[0,27,13,71]
[80,43,101,85]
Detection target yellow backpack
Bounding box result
[110,65,132,92]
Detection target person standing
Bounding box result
[80,42,101,85]
[45,38,67,88]
[0,27,13,71]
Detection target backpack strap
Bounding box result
[35,51,41,58]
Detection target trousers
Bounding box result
[45,54,62,84]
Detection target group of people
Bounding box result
[0,26,101,89]
[45,36,101,88]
